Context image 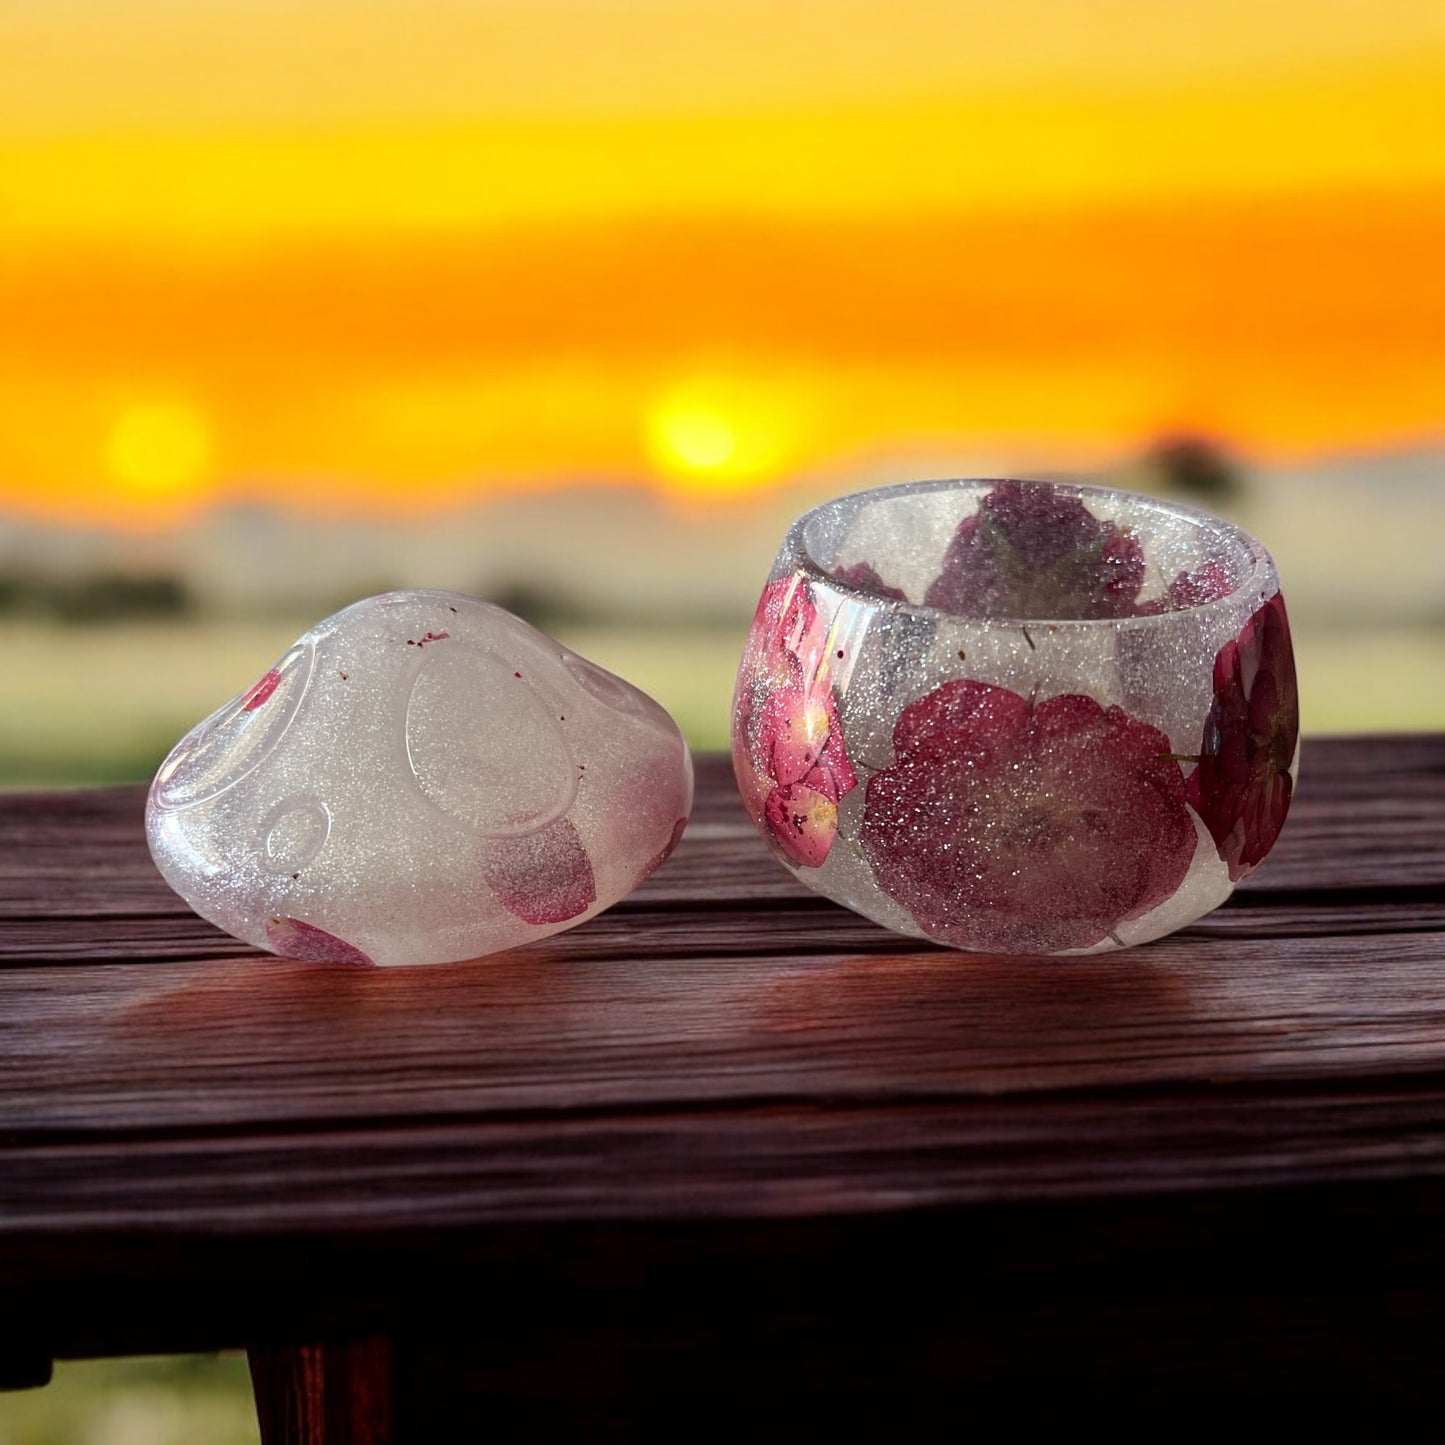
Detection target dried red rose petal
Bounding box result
[241,668,282,711]
[757,683,856,798]
[484,816,597,925]
[1136,560,1235,615]
[860,680,1197,953]
[749,576,827,679]
[832,560,909,601]
[1187,593,1298,880]
[637,816,689,885]
[265,916,374,966]
[924,480,1145,620]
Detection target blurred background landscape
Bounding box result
[1,0,1442,1437]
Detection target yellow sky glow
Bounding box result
[0,0,1441,524]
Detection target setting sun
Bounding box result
[644,377,799,495]
[105,403,214,509]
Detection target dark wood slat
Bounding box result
[3,931,1445,1138]
[7,1083,1445,1232]
[4,889,1443,970]
[12,1179,1445,1422]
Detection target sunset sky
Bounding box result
[1,0,1441,526]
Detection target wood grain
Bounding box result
[1,738,1444,1430]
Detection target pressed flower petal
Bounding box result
[241,668,282,711]
[832,560,909,601]
[764,781,840,869]
[1187,593,1299,880]
[861,681,1196,953]
[760,684,835,787]
[484,816,597,925]
[891,676,1029,761]
[736,575,859,869]
[265,916,374,966]
[925,481,1146,620]
[637,816,689,885]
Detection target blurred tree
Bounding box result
[1143,436,1245,506]
[0,571,193,622]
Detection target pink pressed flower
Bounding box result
[924,480,1146,620]
[1167,560,1233,608]
[1187,593,1299,880]
[241,668,282,711]
[735,576,857,868]
[860,680,1197,953]
[484,816,597,925]
[750,576,827,679]
[265,916,374,966]
[757,683,856,797]
[763,781,841,869]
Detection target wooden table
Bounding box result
[3,741,1445,1440]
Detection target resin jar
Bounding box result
[732,479,1299,954]
[148,590,693,967]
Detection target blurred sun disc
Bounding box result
[106,403,213,504]
[644,375,805,497]
[652,406,738,472]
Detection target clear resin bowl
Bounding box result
[732,479,1299,954]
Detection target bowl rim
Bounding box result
[785,476,1278,628]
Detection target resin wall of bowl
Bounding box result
[732,479,1299,955]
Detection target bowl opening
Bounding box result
[798,478,1263,623]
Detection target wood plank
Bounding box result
[4,888,1442,970]
[248,1339,392,1445]
[7,1083,1445,1232]
[3,931,1445,1138]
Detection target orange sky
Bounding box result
[1,0,1442,525]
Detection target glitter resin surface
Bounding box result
[732,479,1299,954]
[148,590,693,966]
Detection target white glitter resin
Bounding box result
[148,590,693,966]
[733,479,1300,955]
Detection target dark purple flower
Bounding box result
[924,480,1146,620]
[831,560,909,601]
[1136,560,1235,615]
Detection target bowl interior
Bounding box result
[799,479,1260,621]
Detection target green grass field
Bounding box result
[0,1357,258,1445]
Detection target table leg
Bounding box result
[248,1338,392,1445]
